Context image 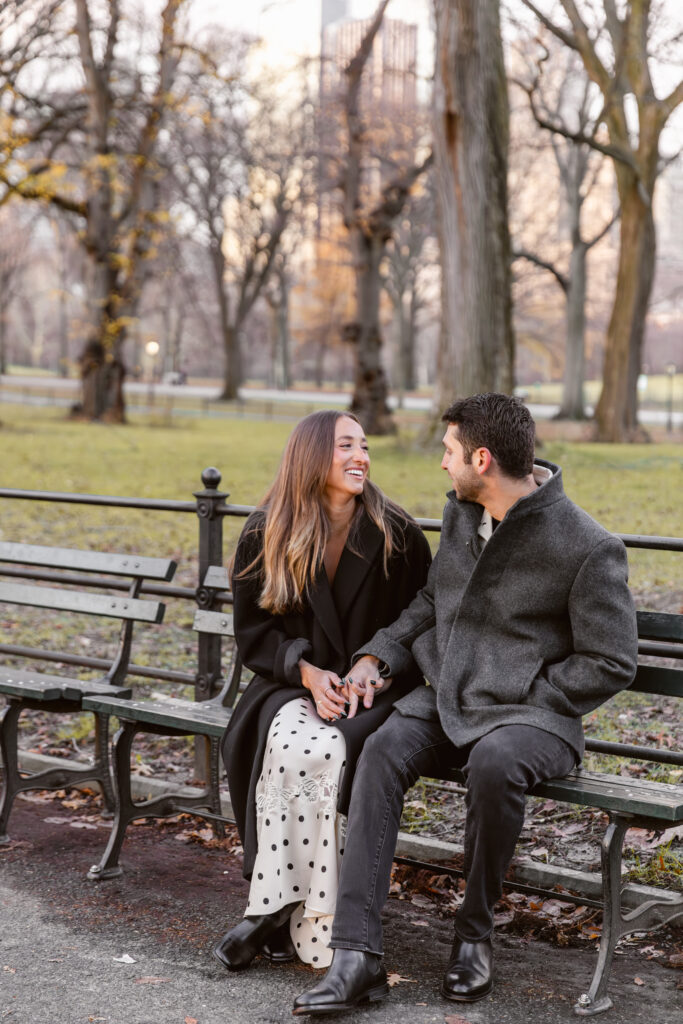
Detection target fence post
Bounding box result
[193,466,228,781]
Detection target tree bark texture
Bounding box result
[558,240,588,420]
[594,177,655,440]
[347,230,396,434]
[432,0,514,423]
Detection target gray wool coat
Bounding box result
[358,459,638,759]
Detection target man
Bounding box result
[293,393,638,1015]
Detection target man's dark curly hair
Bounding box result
[441,393,536,479]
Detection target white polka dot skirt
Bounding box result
[247,696,347,967]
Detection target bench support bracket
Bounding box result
[574,812,683,1015]
[0,697,116,843]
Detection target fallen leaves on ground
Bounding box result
[134,976,171,985]
[387,972,417,987]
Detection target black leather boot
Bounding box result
[213,902,298,972]
[292,948,388,1015]
[440,935,493,1002]
[262,920,296,963]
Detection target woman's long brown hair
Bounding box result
[236,410,408,615]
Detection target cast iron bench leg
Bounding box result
[0,700,23,844]
[93,710,116,815]
[88,720,138,881]
[575,814,629,1016]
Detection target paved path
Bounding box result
[1,800,681,1024]
[2,374,681,427]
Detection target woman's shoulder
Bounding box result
[235,509,267,564]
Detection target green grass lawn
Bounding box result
[0,403,681,598]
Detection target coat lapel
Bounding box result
[332,514,384,621]
[308,565,346,657]
[308,512,384,658]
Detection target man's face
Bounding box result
[441,424,483,502]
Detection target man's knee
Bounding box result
[465,737,527,801]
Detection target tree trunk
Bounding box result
[557,212,588,419]
[212,244,241,401]
[219,323,242,401]
[272,270,291,390]
[0,309,6,375]
[79,336,126,421]
[77,247,127,421]
[431,0,514,426]
[594,179,656,441]
[348,230,395,434]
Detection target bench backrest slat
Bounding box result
[202,566,230,590]
[192,609,234,636]
[631,664,683,698]
[0,542,176,581]
[0,582,165,623]
[636,610,683,643]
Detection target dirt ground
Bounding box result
[1,795,681,1024]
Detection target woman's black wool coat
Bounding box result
[221,508,432,879]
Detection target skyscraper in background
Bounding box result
[316,1,418,237]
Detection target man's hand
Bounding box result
[299,659,347,721]
[342,655,392,719]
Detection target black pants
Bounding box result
[330,713,577,954]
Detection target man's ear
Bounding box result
[473,447,492,475]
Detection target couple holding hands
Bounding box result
[213,395,637,1014]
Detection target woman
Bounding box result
[215,410,431,972]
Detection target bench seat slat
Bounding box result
[444,767,683,821]
[0,669,131,702]
[82,694,231,738]
[0,582,165,623]
[0,542,176,581]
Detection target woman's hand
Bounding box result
[342,656,392,719]
[298,659,348,721]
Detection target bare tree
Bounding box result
[328,0,432,434]
[511,40,619,419]
[430,0,514,432]
[0,0,186,421]
[0,206,34,375]
[381,180,438,400]
[169,34,312,400]
[521,0,683,441]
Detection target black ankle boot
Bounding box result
[292,948,388,1015]
[261,919,296,963]
[213,902,298,972]
[440,935,493,1002]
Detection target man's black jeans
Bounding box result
[330,714,577,953]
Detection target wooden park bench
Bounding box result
[0,541,175,843]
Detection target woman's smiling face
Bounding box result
[324,416,370,502]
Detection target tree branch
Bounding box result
[512,248,569,293]
[585,206,620,250]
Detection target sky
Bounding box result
[191,0,433,73]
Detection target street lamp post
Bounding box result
[665,363,676,433]
[145,340,160,409]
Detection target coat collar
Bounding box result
[307,510,384,656]
[445,459,564,530]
